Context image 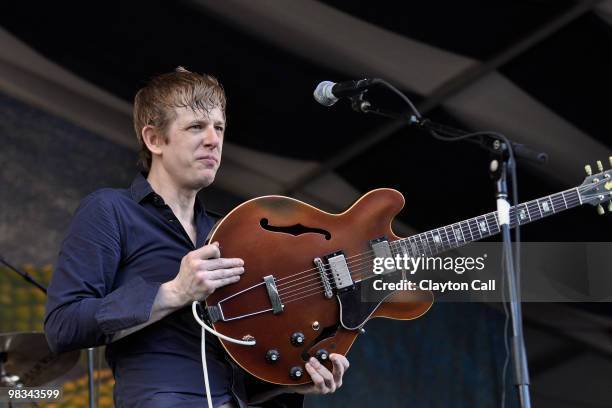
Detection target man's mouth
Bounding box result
[196,155,218,165]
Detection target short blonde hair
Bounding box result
[133,67,226,171]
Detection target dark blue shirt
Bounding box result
[44,174,249,407]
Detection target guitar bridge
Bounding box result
[263,275,284,314]
[314,257,333,298]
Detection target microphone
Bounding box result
[313,78,378,106]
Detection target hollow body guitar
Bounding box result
[206,189,433,385]
[206,163,612,385]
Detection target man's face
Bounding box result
[158,106,225,190]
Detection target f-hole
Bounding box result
[260,218,331,240]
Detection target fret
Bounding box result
[419,234,432,256]
[461,221,468,241]
[489,213,500,234]
[423,232,432,253]
[476,216,489,236]
[451,223,463,244]
[465,219,474,241]
[537,197,553,215]
[438,227,450,250]
[432,231,444,255]
[413,235,424,256]
[404,239,411,257]
[535,199,543,218]
[548,195,558,213]
[517,203,530,224]
[409,237,418,256]
[469,218,481,240]
[430,230,443,250]
[400,187,584,258]
[389,241,400,258]
[485,215,493,235]
[566,188,580,207]
[444,225,456,248]
[523,201,534,222]
[527,201,539,220]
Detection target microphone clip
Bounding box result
[348,92,372,113]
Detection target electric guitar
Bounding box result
[206,159,612,385]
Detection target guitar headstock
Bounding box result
[578,157,612,214]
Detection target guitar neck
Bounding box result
[392,187,583,257]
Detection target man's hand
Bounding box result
[289,354,350,395]
[166,242,244,307]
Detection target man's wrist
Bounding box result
[159,280,188,309]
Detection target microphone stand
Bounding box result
[0,256,96,408]
[490,158,531,408]
[351,96,535,407]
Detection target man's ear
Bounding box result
[141,125,164,157]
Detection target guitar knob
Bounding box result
[597,160,604,172]
[289,366,303,380]
[597,204,605,215]
[315,349,329,362]
[609,156,612,168]
[265,349,280,363]
[585,164,592,176]
[290,332,305,346]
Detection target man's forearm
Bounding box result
[111,280,187,342]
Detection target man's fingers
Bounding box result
[191,243,221,260]
[203,267,244,280]
[305,362,329,394]
[330,354,348,387]
[202,257,244,271]
[209,275,241,289]
[309,358,335,392]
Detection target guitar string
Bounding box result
[276,192,583,302]
[281,193,591,304]
[275,192,580,296]
[279,211,566,299]
[274,188,580,286]
[276,193,573,293]
[282,217,583,302]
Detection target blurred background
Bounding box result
[1,1,611,407]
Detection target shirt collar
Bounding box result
[130,172,155,203]
[129,172,207,215]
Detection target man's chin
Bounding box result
[191,173,215,190]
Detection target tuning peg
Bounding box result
[597,204,605,215]
[585,164,592,176]
[609,156,612,168]
[608,202,612,212]
[597,160,604,172]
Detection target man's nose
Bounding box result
[203,125,220,148]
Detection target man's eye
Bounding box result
[215,126,225,132]
[189,125,202,130]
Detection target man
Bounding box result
[45,67,349,407]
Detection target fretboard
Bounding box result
[390,188,582,258]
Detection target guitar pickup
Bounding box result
[325,252,354,292]
[370,237,396,273]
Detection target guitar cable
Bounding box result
[191,301,256,408]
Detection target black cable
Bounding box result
[372,79,522,408]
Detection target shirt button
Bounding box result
[153,195,163,206]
